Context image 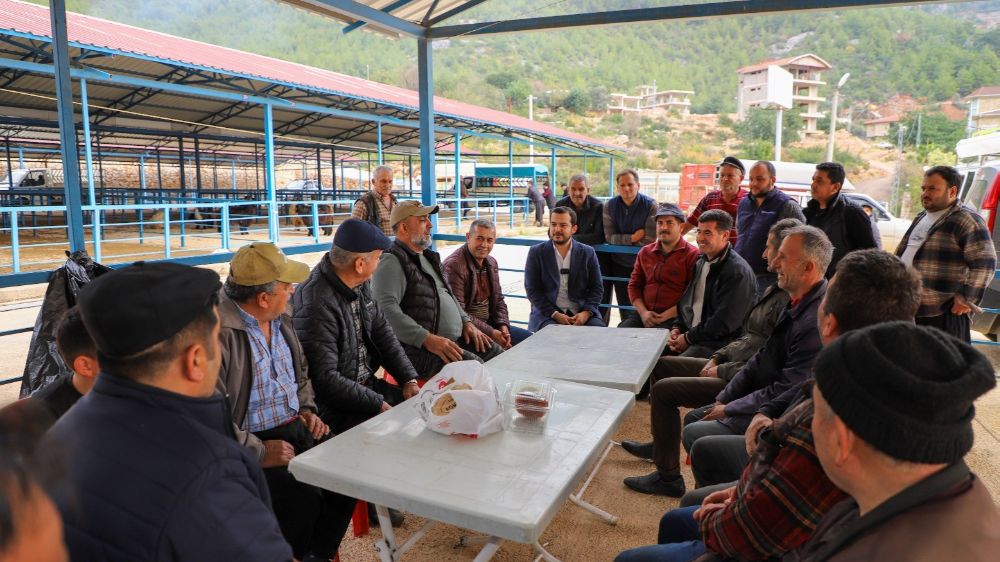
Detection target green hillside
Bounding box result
[29,0,1000,115]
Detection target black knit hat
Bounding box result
[814,321,995,464]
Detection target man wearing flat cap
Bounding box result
[218,242,344,560]
[789,322,999,561]
[46,262,292,561]
[621,203,700,329]
[373,201,501,379]
[681,156,747,245]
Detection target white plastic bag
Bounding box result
[415,361,504,438]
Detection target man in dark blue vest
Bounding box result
[734,161,805,297]
[46,262,292,561]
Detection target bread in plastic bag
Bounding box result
[415,361,504,438]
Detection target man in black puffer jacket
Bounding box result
[292,219,420,435]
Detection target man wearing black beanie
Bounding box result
[792,322,999,561]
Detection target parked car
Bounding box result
[0,168,83,205]
[282,179,320,191]
[958,162,1000,340]
[842,192,911,252]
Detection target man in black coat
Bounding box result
[805,162,878,277]
[292,218,420,434]
[292,219,419,529]
[46,262,291,562]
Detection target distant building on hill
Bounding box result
[607,83,693,116]
[736,53,831,135]
[864,115,900,139]
[965,86,1000,135]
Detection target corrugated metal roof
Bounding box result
[0,0,617,152]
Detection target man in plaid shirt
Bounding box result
[896,165,996,343]
[682,156,748,245]
[614,250,921,562]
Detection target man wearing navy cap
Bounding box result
[218,242,346,560]
[46,262,292,561]
[293,218,421,527]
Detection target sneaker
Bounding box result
[620,440,654,460]
[623,471,686,497]
[367,503,405,527]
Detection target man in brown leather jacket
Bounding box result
[443,218,531,348]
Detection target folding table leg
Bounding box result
[374,505,399,562]
[373,505,436,562]
[469,537,504,562]
[568,441,618,524]
[532,541,562,562]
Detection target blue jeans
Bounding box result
[614,506,706,562]
[507,324,533,345]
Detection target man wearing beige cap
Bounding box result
[374,200,502,379]
[217,242,345,561]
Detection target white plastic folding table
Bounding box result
[288,325,668,561]
[484,324,669,394]
[290,373,633,561]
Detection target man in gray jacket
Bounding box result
[217,242,344,560]
[373,201,501,379]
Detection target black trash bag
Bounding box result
[18,250,112,398]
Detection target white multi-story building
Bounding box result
[607,84,693,116]
[737,54,832,135]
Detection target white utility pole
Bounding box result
[528,94,536,163]
[775,108,784,161]
[826,73,850,162]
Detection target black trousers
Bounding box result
[402,337,503,380]
[917,308,972,344]
[254,421,356,559]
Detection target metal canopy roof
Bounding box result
[0,0,616,159]
[277,0,965,39]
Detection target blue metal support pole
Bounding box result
[508,140,514,228]
[49,0,85,252]
[377,122,383,165]
[139,154,146,245]
[264,104,278,242]
[454,133,461,229]
[417,37,437,234]
[408,154,414,196]
[9,211,19,273]
[221,205,231,251]
[79,78,101,255]
[231,160,236,190]
[550,147,557,200]
[609,155,615,195]
[17,147,23,169]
